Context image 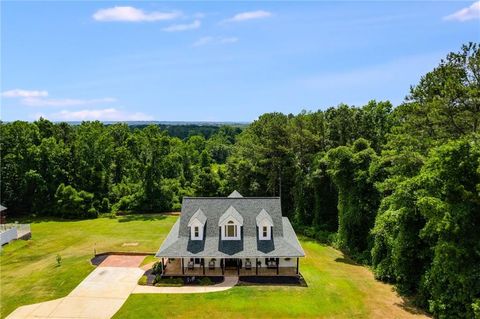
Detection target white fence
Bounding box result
[0,227,17,245]
[0,224,31,246]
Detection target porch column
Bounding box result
[296,257,299,275]
[181,258,185,275]
[161,258,165,275]
[276,258,279,275]
[203,258,205,275]
[237,259,240,276]
[221,258,224,275]
[256,258,258,275]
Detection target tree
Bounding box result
[417,137,480,318]
[326,138,379,261]
[55,184,97,218]
[396,42,480,145]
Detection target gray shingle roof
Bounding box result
[0,204,7,212]
[188,208,207,226]
[156,196,305,258]
[228,190,243,198]
[256,208,273,225]
[218,205,243,226]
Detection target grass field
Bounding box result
[114,239,428,319]
[0,214,176,318]
[1,214,427,318]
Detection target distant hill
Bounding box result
[64,121,249,127]
[134,123,245,139]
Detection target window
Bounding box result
[263,226,268,238]
[194,226,199,238]
[226,220,237,237]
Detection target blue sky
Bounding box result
[1,1,479,122]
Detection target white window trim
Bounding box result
[194,226,199,237]
[221,220,241,240]
[190,219,204,240]
[258,219,272,240]
[256,209,273,240]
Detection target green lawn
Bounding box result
[114,238,425,319]
[1,215,425,319]
[0,214,175,318]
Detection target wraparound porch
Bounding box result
[160,257,300,277]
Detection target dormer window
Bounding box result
[188,208,206,241]
[194,226,199,238]
[219,206,243,240]
[226,221,237,238]
[256,209,273,240]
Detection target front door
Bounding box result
[225,258,238,269]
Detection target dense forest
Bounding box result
[1,43,479,318]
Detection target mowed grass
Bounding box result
[115,240,428,318]
[1,215,427,319]
[0,214,175,318]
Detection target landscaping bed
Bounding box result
[182,276,224,286]
[238,275,307,287]
[145,276,224,287]
[138,260,225,287]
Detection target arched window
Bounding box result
[219,206,243,240]
[226,220,237,237]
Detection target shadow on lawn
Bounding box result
[90,254,109,266]
[116,214,168,223]
[12,215,97,224]
[395,297,432,317]
[334,256,359,266]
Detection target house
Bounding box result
[0,204,7,224]
[156,191,305,277]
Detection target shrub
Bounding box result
[54,184,98,219]
[198,277,213,286]
[138,275,148,285]
[56,254,62,266]
[301,226,337,246]
[154,277,183,287]
[99,198,111,213]
[314,230,336,244]
[302,226,316,238]
[151,261,163,275]
[472,299,480,318]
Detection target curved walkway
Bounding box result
[132,276,238,294]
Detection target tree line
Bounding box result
[1,43,479,318]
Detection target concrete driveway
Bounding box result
[7,255,239,318]
[7,256,144,319]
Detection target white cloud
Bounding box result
[22,97,116,107]
[44,108,153,121]
[2,89,48,98]
[193,13,206,19]
[220,37,238,44]
[163,20,201,32]
[225,10,272,23]
[444,1,480,21]
[193,36,238,47]
[93,6,181,22]
[2,89,117,107]
[193,37,214,47]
